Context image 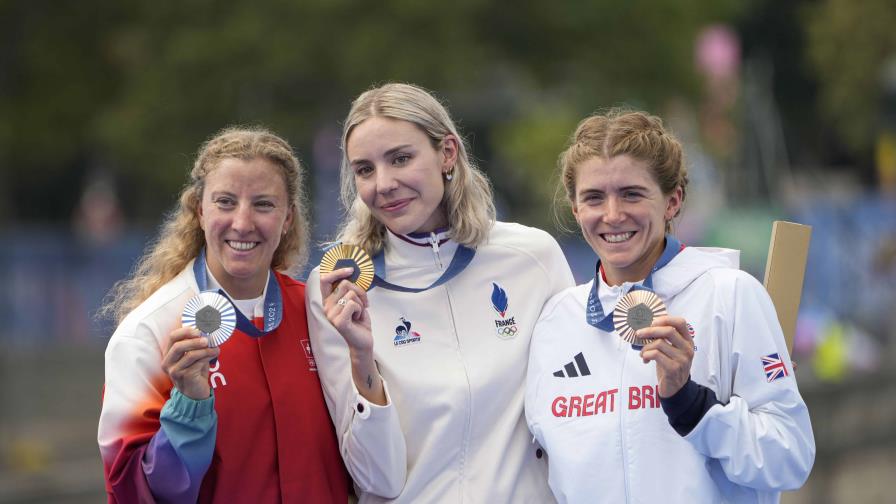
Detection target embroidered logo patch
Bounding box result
[762,353,789,382]
[491,283,519,339]
[393,317,422,347]
[300,339,317,371]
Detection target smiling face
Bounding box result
[199,157,293,298]
[347,116,457,236]
[572,155,682,286]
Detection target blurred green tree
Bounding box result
[1,0,742,228]
[806,0,896,157]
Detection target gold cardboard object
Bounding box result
[762,221,812,354]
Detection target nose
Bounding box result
[375,166,398,194]
[603,196,625,225]
[231,203,255,233]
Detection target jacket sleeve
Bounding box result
[536,229,576,298]
[144,389,217,503]
[524,312,550,446]
[684,272,815,491]
[525,232,575,443]
[306,267,407,498]
[99,323,216,503]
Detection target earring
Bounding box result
[444,171,454,181]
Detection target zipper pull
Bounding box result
[429,232,443,269]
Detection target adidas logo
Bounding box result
[552,352,591,378]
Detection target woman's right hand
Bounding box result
[320,267,387,405]
[320,267,373,353]
[161,327,221,400]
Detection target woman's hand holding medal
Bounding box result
[162,327,221,400]
[321,267,372,353]
[319,244,376,353]
[636,315,694,398]
[319,244,386,405]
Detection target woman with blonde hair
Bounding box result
[525,109,815,503]
[307,83,574,502]
[98,127,347,503]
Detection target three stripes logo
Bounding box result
[553,352,591,378]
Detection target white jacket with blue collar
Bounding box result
[308,221,574,503]
[525,244,815,504]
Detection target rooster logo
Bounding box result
[393,316,421,345]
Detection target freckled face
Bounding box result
[347,117,457,235]
[572,155,681,285]
[199,157,293,298]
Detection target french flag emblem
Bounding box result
[762,353,789,382]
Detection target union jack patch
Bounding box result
[761,353,789,382]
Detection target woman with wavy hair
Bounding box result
[307,83,574,503]
[525,109,814,503]
[98,127,347,503]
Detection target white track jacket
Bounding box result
[526,246,815,503]
[308,222,574,503]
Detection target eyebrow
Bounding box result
[209,190,280,200]
[350,144,414,166]
[578,184,650,196]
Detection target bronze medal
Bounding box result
[612,289,667,346]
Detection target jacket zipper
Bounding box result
[619,345,631,503]
[437,238,471,502]
[428,231,444,269]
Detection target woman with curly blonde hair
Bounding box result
[98,127,347,503]
[307,83,574,502]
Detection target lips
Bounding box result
[226,240,259,251]
[601,231,635,243]
[380,198,412,212]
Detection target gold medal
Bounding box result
[320,244,375,291]
[612,289,667,346]
[182,292,237,347]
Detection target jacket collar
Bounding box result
[383,227,458,269]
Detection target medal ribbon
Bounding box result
[193,248,283,337]
[371,244,476,293]
[585,236,682,332]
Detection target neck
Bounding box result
[602,237,666,286]
[207,265,268,300]
[224,279,266,300]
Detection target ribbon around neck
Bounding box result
[585,236,682,333]
[193,248,283,337]
[370,244,475,293]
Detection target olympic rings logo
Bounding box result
[496,325,519,338]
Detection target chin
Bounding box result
[383,218,422,236]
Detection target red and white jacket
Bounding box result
[98,261,347,503]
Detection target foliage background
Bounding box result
[2,0,895,502]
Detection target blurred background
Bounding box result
[1,0,894,502]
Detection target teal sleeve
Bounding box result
[143,388,217,502]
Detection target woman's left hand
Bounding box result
[637,315,694,398]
